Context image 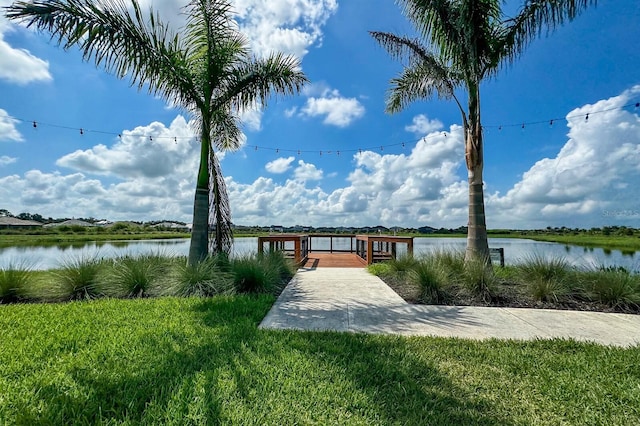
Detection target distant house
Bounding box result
[0,217,43,229]
[44,219,95,228]
[152,222,190,232]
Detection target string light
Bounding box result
[7,96,639,158]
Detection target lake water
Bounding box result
[0,237,637,271]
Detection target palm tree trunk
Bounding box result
[188,129,211,266]
[464,83,490,263]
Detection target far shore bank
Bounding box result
[1,230,639,253]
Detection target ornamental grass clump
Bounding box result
[431,249,465,278]
[579,267,640,309]
[387,254,419,274]
[172,255,234,298]
[516,255,572,302]
[52,256,104,301]
[0,262,34,303]
[104,254,169,298]
[460,257,498,302]
[408,257,450,304]
[231,254,282,294]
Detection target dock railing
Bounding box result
[258,234,414,265]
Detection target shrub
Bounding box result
[367,262,393,276]
[0,263,33,303]
[172,256,234,297]
[52,256,104,301]
[516,255,572,302]
[579,269,640,309]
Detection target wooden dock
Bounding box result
[258,234,414,268]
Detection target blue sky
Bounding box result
[1,0,639,229]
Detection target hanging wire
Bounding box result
[7,97,640,156]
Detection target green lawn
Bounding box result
[1,297,639,424]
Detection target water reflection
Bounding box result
[0,237,637,271]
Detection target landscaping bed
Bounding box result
[369,253,640,315]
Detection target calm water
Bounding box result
[0,237,637,271]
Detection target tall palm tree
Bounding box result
[371,0,595,263]
[6,0,307,265]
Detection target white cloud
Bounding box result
[0,8,52,85]
[300,88,365,127]
[239,106,263,132]
[265,156,295,173]
[405,114,443,135]
[227,124,467,227]
[293,160,323,181]
[487,86,640,228]
[234,0,338,58]
[56,115,199,179]
[0,109,23,142]
[0,155,17,166]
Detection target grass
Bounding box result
[51,256,105,301]
[102,254,170,298]
[0,262,34,303]
[231,251,294,294]
[0,232,189,247]
[172,255,235,297]
[516,254,573,302]
[0,297,638,424]
[580,268,640,309]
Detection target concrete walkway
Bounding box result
[259,268,640,347]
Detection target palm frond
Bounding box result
[369,31,433,65]
[498,0,597,69]
[208,150,233,254]
[386,60,460,114]
[214,52,307,112]
[6,0,199,110]
[209,108,243,151]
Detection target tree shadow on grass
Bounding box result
[7,296,511,424]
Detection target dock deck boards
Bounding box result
[301,253,364,268]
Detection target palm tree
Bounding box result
[6,0,307,265]
[371,0,595,263]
